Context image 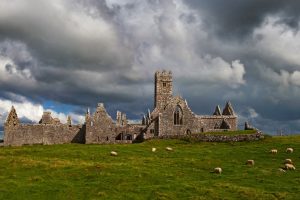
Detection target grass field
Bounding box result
[0,135,300,199]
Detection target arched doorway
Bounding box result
[125,134,132,140]
[115,133,123,140]
[186,129,191,135]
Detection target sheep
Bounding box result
[284,159,293,164]
[278,168,286,173]
[152,147,156,152]
[270,149,278,154]
[166,147,173,151]
[110,151,118,156]
[286,148,294,153]
[284,163,296,170]
[246,160,255,166]
[214,167,222,174]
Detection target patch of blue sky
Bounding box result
[42,101,79,114]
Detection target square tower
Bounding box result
[154,70,173,109]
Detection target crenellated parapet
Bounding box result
[155,70,172,77]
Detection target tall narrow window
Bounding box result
[163,82,167,87]
[174,105,183,125]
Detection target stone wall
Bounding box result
[42,125,85,145]
[4,125,43,146]
[4,124,85,146]
[150,131,263,142]
[200,116,237,131]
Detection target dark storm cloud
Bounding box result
[0,0,133,72]
[0,39,149,109]
[185,0,300,38]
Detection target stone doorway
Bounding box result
[186,129,191,135]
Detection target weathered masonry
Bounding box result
[3,70,237,146]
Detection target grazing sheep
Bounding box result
[270,149,278,154]
[110,151,118,156]
[166,147,173,151]
[278,168,286,173]
[284,163,296,170]
[214,167,222,174]
[284,159,293,164]
[246,160,255,166]
[286,148,294,153]
[152,147,156,152]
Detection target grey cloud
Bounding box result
[0,0,300,134]
[238,107,300,135]
[185,0,300,39]
[0,0,133,72]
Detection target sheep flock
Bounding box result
[109,146,296,174]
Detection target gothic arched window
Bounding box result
[174,105,183,125]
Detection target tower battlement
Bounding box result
[155,70,172,76]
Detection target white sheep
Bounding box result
[284,163,296,170]
[214,167,222,174]
[166,147,173,151]
[284,159,293,164]
[286,148,294,153]
[270,149,278,154]
[246,160,255,166]
[152,147,156,152]
[110,151,118,156]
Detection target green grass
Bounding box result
[0,135,300,199]
[201,129,257,135]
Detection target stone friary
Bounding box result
[3,70,237,146]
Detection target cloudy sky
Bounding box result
[1,0,300,134]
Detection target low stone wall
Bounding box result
[4,124,85,146]
[149,131,263,142]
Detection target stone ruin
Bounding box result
[2,70,238,146]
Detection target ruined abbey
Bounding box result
[3,70,237,146]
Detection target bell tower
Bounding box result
[154,70,173,109]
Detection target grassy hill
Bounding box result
[0,135,300,199]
